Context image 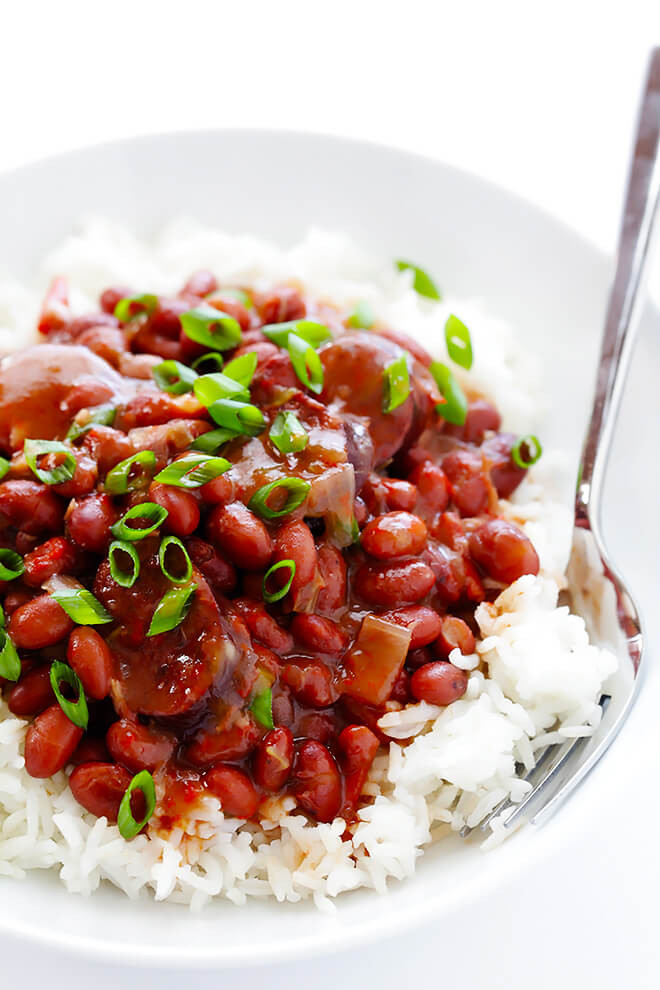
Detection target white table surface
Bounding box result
[1,2,660,986]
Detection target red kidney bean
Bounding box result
[118,352,162,379]
[0,480,63,535]
[186,536,236,593]
[295,711,338,745]
[204,765,259,819]
[272,520,317,600]
[148,482,200,537]
[469,518,540,584]
[290,613,348,656]
[206,294,251,332]
[232,598,293,654]
[106,718,175,773]
[69,736,110,766]
[80,426,133,475]
[381,605,443,648]
[253,727,294,791]
[52,451,98,498]
[198,473,234,506]
[24,704,83,777]
[443,399,501,444]
[180,270,218,299]
[207,502,272,570]
[61,380,115,417]
[186,713,262,768]
[338,724,380,812]
[67,627,113,700]
[423,543,465,603]
[431,511,466,550]
[463,558,486,602]
[8,666,54,716]
[281,657,336,707]
[353,559,436,608]
[390,668,411,703]
[407,461,450,514]
[381,479,418,512]
[67,312,119,337]
[66,492,117,552]
[360,511,427,560]
[442,449,492,517]
[315,543,347,616]
[8,595,74,649]
[76,326,127,367]
[100,286,132,314]
[150,298,189,339]
[257,287,306,325]
[410,661,468,706]
[69,762,132,822]
[434,615,476,659]
[292,740,342,823]
[251,351,299,401]
[482,433,528,498]
[23,536,78,588]
[406,646,434,669]
[2,588,34,616]
[234,340,280,371]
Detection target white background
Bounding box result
[1,1,660,987]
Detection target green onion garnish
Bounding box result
[269,411,308,455]
[347,300,375,330]
[193,372,249,408]
[147,583,196,637]
[152,360,198,395]
[222,351,258,387]
[153,452,231,489]
[262,559,296,603]
[261,320,331,348]
[248,477,311,520]
[288,332,324,394]
[382,354,410,413]
[250,687,274,729]
[511,434,543,469]
[117,769,156,840]
[0,457,9,482]
[207,399,265,437]
[114,294,158,323]
[111,502,168,542]
[429,361,468,426]
[444,314,473,370]
[0,548,24,581]
[180,304,242,351]
[189,428,238,454]
[49,661,88,729]
[104,451,157,495]
[0,629,20,681]
[108,540,140,588]
[395,260,441,300]
[66,404,117,442]
[158,536,193,585]
[24,439,76,486]
[191,352,224,374]
[48,581,113,625]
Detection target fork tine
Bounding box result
[496,736,587,831]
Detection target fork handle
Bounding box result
[577,48,660,525]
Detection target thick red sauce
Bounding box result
[0,273,539,830]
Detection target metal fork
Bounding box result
[462,48,660,840]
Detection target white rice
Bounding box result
[0,220,617,909]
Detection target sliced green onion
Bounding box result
[49,661,88,729]
[0,457,9,482]
[347,300,375,330]
[114,293,158,323]
[262,559,296,604]
[248,477,311,520]
[0,548,24,582]
[147,583,197,637]
[208,399,265,437]
[0,629,20,681]
[48,581,113,625]
[108,540,140,588]
[117,769,156,840]
[444,314,473,370]
[152,360,198,395]
[191,352,224,374]
[395,260,441,300]
[382,354,410,413]
[262,320,331,348]
[153,452,230,489]
[111,502,168,542]
[288,332,324,394]
[66,404,117,442]
[269,411,309,454]
[511,434,543,469]
[193,372,248,408]
[105,451,157,495]
[180,304,242,352]
[24,439,76,485]
[158,536,193,585]
[189,428,239,454]
[222,351,258,387]
[250,687,274,730]
[429,361,468,426]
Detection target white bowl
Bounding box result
[0,130,656,968]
